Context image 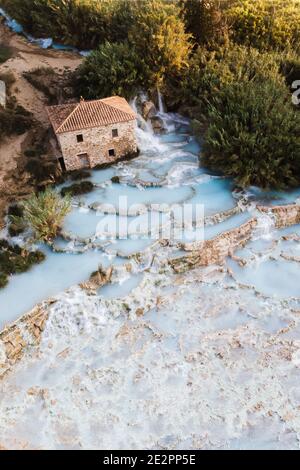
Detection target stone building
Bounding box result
[46,96,137,171]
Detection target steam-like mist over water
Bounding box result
[1,104,300,450]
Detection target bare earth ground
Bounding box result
[0,20,82,226]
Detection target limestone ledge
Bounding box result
[0,266,113,379]
[1,203,300,377]
[258,203,300,228]
[172,218,258,272]
[171,204,300,272]
[0,303,51,379]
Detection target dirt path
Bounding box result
[0,20,82,225]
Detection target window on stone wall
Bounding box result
[112,129,118,138]
[108,148,115,157]
[77,134,84,143]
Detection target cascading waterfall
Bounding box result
[157,88,166,113]
[252,210,276,240]
[130,96,167,153]
[130,96,153,134]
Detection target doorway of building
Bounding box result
[78,153,90,168]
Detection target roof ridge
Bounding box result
[98,99,135,118]
[55,102,81,134]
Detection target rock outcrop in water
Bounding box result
[141,101,156,121]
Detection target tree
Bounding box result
[180,0,227,45]
[1,0,138,49]
[225,0,300,52]
[75,41,142,100]
[20,188,71,242]
[165,43,284,114]
[202,80,300,189]
[128,0,192,88]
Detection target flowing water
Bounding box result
[1,105,300,449]
[1,5,300,449]
[0,111,239,329]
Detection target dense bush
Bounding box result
[0,43,13,63]
[23,66,75,105]
[278,51,300,89]
[180,0,228,46]
[165,43,284,113]
[202,80,300,189]
[0,0,137,49]
[61,180,94,197]
[7,204,25,237]
[128,0,192,88]
[0,239,45,289]
[0,100,34,139]
[76,0,192,98]
[75,41,142,99]
[25,158,58,183]
[225,0,300,51]
[0,72,34,140]
[69,169,91,181]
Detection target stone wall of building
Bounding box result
[57,120,137,171]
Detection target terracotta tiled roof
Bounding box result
[46,97,136,134]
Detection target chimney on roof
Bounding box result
[80,96,85,102]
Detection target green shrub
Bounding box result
[225,0,300,51]
[0,106,33,138]
[75,0,193,99]
[0,272,8,289]
[8,223,25,237]
[75,41,142,100]
[7,204,23,218]
[24,149,39,158]
[7,204,25,237]
[25,158,57,182]
[0,44,13,64]
[180,0,228,46]
[111,176,120,184]
[23,67,57,103]
[278,51,300,88]
[20,188,71,242]
[165,43,284,114]
[69,169,91,181]
[0,0,138,49]
[0,239,46,289]
[202,80,300,189]
[0,94,34,140]
[128,0,192,88]
[61,181,94,197]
